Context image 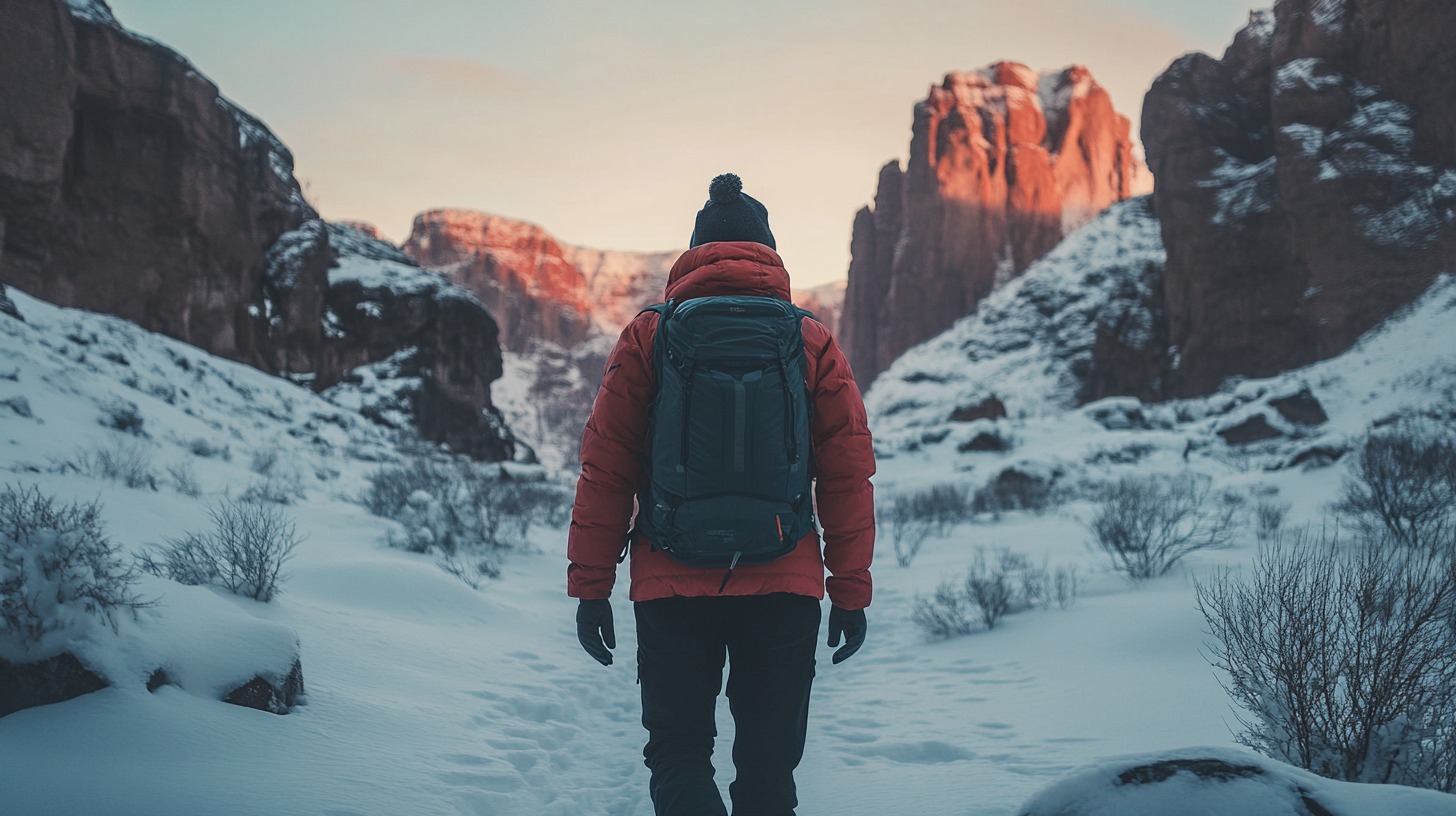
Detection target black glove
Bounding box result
[576,598,616,666]
[827,606,866,664]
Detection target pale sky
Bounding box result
[107,0,1256,287]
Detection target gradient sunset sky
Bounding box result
[107,0,1257,287]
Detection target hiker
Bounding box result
[567,173,876,816]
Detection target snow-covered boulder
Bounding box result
[1016,748,1456,816]
[0,653,106,718]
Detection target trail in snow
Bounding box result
[5,274,1456,813]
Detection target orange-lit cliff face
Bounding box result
[402,210,843,352]
[403,210,596,351]
[842,62,1142,386]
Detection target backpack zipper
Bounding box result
[717,551,743,594]
[678,363,694,471]
[777,358,798,465]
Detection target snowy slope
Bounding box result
[866,196,1164,435]
[3,258,1456,816]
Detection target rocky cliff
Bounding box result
[402,210,596,352]
[0,0,311,366]
[314,224,520,461]
[0,0,515,459]
[842,63,1142,385]
[402,209,842,348]
[1139,0,1456,396]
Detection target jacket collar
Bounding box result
[664,241,791,302]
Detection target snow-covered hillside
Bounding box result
[4,253,1456,815]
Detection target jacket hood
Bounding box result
[664,241,791,302]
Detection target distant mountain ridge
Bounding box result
[399,208,844,351]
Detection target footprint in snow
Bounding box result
[853,740,975,764]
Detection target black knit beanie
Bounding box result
[688,173,776,250]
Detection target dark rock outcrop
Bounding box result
[1013,749,1439,816]
[1217,414,1284,445]
[0,0,313,367]
[317,224,519,461]
[0,652,107,717]
[1270,387,1328,426]
[1285,443,1347,470]
[949,396,1008,423]
[0,283,19,321]
[843,63,1142,385]
[223,658,304,715]
[0,1,517,460]
[958,430,1011,453]
[1141,1,1456,397]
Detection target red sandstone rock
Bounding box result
[842,63,1141,385]
[1140,0,1456,396]
[402,210,594,352]
[790,281,845,338]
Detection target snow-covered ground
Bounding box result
[4,261,1456,815]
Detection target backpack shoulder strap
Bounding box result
[638,301,672,319]
[639,300,675,372]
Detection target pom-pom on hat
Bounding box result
[689,173,776,250]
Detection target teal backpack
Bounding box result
[636,295,817,589]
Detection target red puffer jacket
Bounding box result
[566,241,876,610]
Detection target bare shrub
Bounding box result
[911,579,977,639]
[436,551,501,590]
[138,499,302,602]
[964,548,1017,629]
[384,489,473,554]
[0,485,146,655]
[972,468,1057,518]
[885,482,973,566]
[186,437,230,460]
[98,399,145,436]
[57,438,159,490]
[887,494,934,567]
[1085,473,1238,579]
[363,458,453,521]
[919,483,972,535]
[1252,499,1291,544]
[1337,426,1456,550]
[250,446,282,477]
[240,470,305,505]
[364,458,565,581]
[1053,565,1080,609]
[167,459,202,498]
[1197,533,1456,791]
[492,481,572,540]
[912,547,1069,638]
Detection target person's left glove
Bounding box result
[827,606,867,664]
[576,598,616,666]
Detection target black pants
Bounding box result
[635,593,821,816]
